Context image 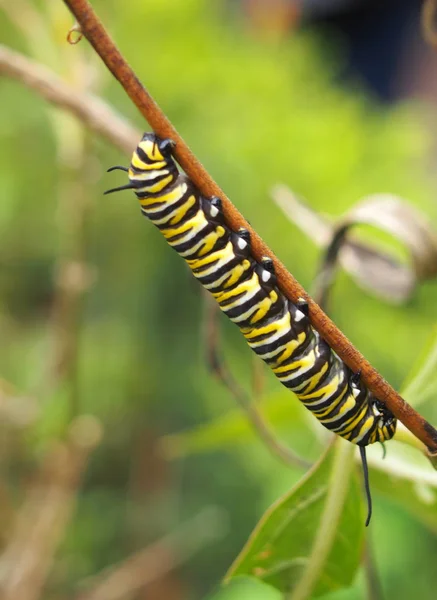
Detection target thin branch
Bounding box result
[203,293,311,470]
[0,44,139,153]
[74,506,226,600]
[59,0,437,453]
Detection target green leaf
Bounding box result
[159,390,312,459]
[225,442,364,597]
[206,577,282,600]
[400,324,437,408]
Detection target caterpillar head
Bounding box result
[124,133,180,195]
[137,133,176,163]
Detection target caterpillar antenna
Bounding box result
[107,166,129,172]
[104,183,135,195]
[359,445,372,527]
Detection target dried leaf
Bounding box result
[272,186,437,305]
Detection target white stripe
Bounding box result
[132,169,169,181]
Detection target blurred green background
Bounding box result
[2,0,437,599]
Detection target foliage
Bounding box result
[1,0,437,599]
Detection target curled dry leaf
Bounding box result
[67,22,83,45]
[271,185,437,306]
[422,0,437,48]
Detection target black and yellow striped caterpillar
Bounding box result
[105,132,397,525]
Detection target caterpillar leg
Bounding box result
[379,441,387,459]
[359,445,372,527]
[296,297,309,316]
[208,196,223,220]
[237,227,251,243]
[351,369,362,386]
[261,256,275,273]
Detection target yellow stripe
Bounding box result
[187,241,233,270]
[138,140,164,161]
[196,227,226,257]
[347,416,374,442]
[298,374,340,402]
[243,311,291,340]
[283,351,315,372]
[271,338,311,373]
[249,291,278,324]
[338,405,370,435]
[300,361,330,394]
[139,185,184,207]
[146,174,174,193]
[223,259,251,289]
[169,195,197,225]
[161,209,206,240]
[213,272,259,304]
[130,158,168,171]
[312,386,350,418]
[272,333,307,366]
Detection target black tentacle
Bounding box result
[104,183,135,195]
[359,445,372,527]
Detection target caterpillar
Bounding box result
[105,132,397,525]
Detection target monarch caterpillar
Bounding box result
[105,132,397,525]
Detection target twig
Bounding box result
[0,44,139,153]
[0,416,102,600]
[74,506,226,600]
[60,0,437,453]
[203,294,311,469]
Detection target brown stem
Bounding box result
[60,0,437,452]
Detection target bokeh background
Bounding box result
[2,0,437,599]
